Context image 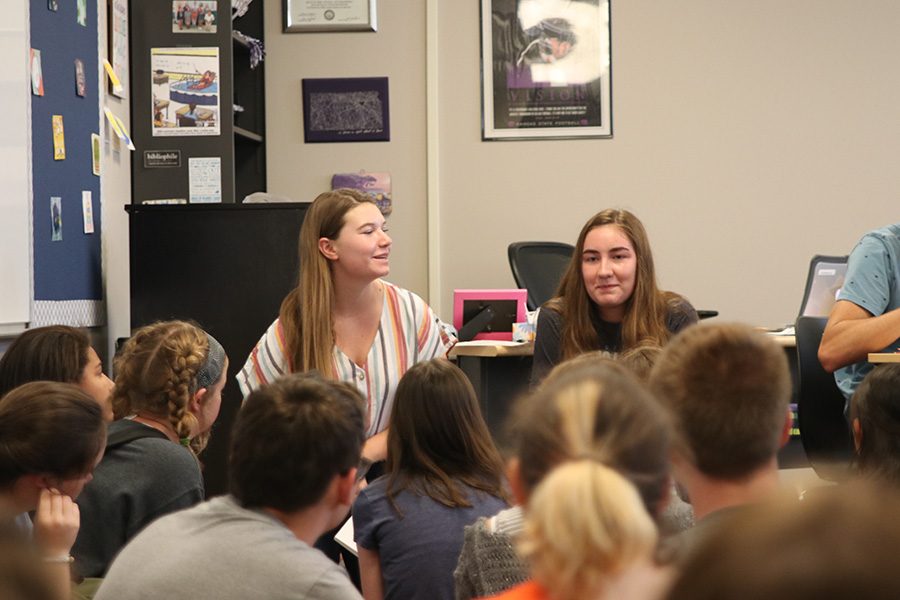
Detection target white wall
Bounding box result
[435,0,900,326]
[264,0,429,296]
[98,0,131,362]
[98,0,900,358]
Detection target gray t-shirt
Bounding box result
[353,476,508,600]
[96,495,361,600]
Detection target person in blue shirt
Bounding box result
[819,223,900,399]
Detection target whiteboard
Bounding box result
[0,2,31,332]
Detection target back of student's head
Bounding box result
[520,461,658,600]
[0,381,105,489]
[618,343,663,382]
[112,320,225,453]
[666,481,900,600]
[0,325,90,398]
[851,364,900,484]
[512,361,671,517]
[649,322,790,480]
[230,372,366,512]
[386,359,508,508]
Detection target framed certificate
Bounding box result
[284,0,376,32]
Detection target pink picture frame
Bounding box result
[453,289,527,341]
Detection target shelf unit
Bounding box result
[232,0,266,202]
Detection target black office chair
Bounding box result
[794,316,854,481]
[507,242,574,311]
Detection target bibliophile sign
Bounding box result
[143,150,181,168]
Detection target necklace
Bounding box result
[131,413,178,442]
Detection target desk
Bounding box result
[869,353,900,363]
[451,335,805,466]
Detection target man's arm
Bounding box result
[818,300,900,372]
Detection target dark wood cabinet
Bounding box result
[127,203,308,495]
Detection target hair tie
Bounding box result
[180,436,192,447]
[196,332,226,389]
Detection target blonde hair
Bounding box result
[279,189,378,375]
[112,321,210,455]
[512,361,671,516]
[520,461,657,600]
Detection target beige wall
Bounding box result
[102,0,900,358]
[435,0,900,326]
[264,0,429,297]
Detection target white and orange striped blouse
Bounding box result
[237,281,456,438]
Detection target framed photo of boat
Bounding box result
[150,47,220,137]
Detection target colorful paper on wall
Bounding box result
[76,0,86,26]
[331,171,393,215]
[50,197,62,241]
[52,115,66,160]
[188,156,222,203]
[30,49,44,96]
[102,59,123,95]
[104,108,135,150]
[75,59,86,96]
[82,191,94,234]
[91,134,101,175]
[150,47,221,137]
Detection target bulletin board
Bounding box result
[29,0,103,326]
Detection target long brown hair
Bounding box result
[385,360,509,510]
[0,325,91,398]
[546,208,682,360]
[279,189,377,376]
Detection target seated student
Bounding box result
[531,209,697,386]
[0,382,106,600]
[95,373,365,600]
[818,222,900,399]
[454,359,672,600]
[666,481,900,600]
[649,323,793,561]
[489,462,671,600]
[353,360,509,600]
[72,320,227,578]
[850,364,900,484]
[0,325,115,421]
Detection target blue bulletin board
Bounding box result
[30,0,103,325]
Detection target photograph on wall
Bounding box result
[30,49,44,96]
[151,47,220,137]
[302,77,389,142]
[172,1,218,33]
[109,0,129,98]
[75,59,86,96]
[332,171,392,215]
[481,0,612,140]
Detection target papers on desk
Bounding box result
[767,326,795,336]
[454,340,528,347]
[334,517,357,556]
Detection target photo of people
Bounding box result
[172,1,217,33]
[151,47,221,137]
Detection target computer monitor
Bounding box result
[453,289,527,341]
[799,255,848,318]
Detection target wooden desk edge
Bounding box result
[869,353,900,363]
[449,342,535,358]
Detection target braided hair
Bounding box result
[112,321,222,456]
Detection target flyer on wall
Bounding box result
[150,47,220,137]
[481,0,612,140]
